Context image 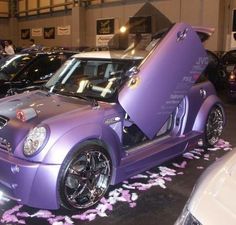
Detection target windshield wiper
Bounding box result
[56,90,98,107]
[72,92,99,107]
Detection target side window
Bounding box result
[222,51,236,65]
[45,55,66,76]
[16,54,67,82]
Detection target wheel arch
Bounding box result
[58,142,112,210]
[42,123,122,169]
[192,95,225,133]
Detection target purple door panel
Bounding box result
[118,23,208,139]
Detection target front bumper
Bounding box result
[0,151,61,209]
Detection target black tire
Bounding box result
[59,144,111,210]
[205,106,224,147]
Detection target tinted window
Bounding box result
[221,50,236,65]
[14,54,68,82]
[0,54,34,80]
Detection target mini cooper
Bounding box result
[0,23,225,210]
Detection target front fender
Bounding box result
[42,123,121,168]
[192,95,225,132]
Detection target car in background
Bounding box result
[175,149,236,225]
[204,50,224,90]
[0,23,225,210]
[0,54,34,81]
[220,50,236,100]
[0,51,75,97]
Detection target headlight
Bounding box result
[23,126,48,156]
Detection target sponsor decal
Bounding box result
[57,25,71,36]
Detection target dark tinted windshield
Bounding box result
[0,54,34,80]
[45,57,141,101]
[13,54,70,82]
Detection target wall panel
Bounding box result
[0,18,10,38]
[18,14,72,47]
[0,0,228,51]
[0,1,8,17]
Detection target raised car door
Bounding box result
[118,23,208,139]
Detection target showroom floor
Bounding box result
[0,92,235,225]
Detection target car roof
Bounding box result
[72,50,148,60]
[18,49,77,56]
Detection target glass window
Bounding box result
[45,57,140,101]
[0,54,34,80]
[14,54,68,82]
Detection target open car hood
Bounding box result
[118,23,208,139]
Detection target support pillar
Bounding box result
[72,6,86,47]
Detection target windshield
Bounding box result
[44,25,168,102]
[45,57,141,101]
[0,54,34,80]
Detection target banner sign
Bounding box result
[44,27,55,39]
[231,9,236,49]
[96,18,115,35]
[129,16,152,34]
[31,28,43,37]
[96,18,115,47]
[96,34,114,47]
[21,29,30,39]
[57,25,71,36]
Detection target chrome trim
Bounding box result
[0,191,21,202]
[0,116,9,129]
[0,137,12,153]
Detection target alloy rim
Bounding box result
[206,107,223,146]
[63,150,111,209]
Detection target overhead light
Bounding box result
[120,26,127,33]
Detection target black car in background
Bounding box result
[203,50,225,90]
[220,50,236,100]
[0,51,75,97]
[0,54,34,80]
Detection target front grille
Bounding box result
[0,116,9,129]
[0,137,12,153]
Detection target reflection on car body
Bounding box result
[0,23,225,211]
[175,149,236,225]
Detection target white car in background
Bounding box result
[175,149,236,225]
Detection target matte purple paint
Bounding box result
[118,23,208,139]
[0,23,224,210]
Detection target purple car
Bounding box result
[0,23,225,210]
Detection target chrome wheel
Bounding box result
[60,146,111,209]
[205,106,224,146]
